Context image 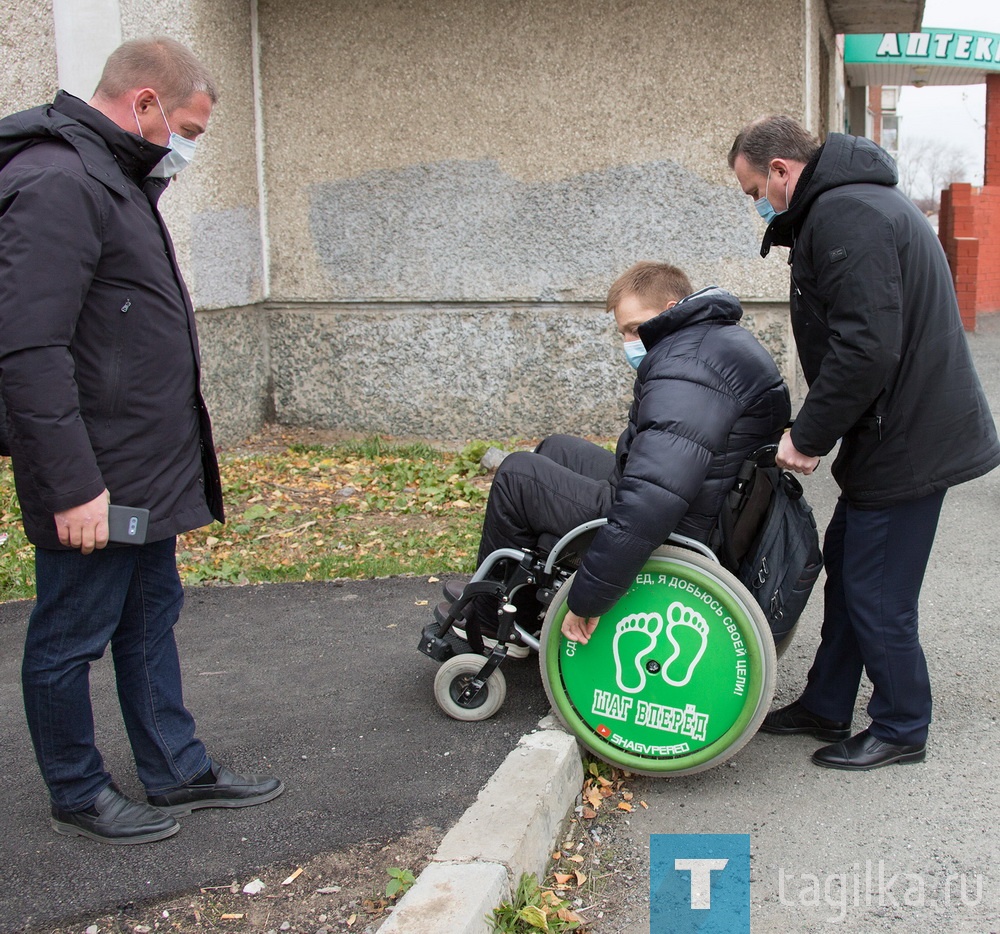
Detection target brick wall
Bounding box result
[938,73,1000,330]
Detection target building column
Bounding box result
[52,0,122,99]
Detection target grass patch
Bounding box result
[0,434,522,600]
[0,460,33,600]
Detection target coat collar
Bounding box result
[50,91,170,188]
[638,286,743,348]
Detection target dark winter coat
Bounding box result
[763,133,1000,506]
[567,287,790,618]
[0,91,223,549]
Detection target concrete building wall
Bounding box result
[257,0,815,439]
[159,0,273,441]
[260,0,802,304]
[0,2,57,118]
[2,0,844,444]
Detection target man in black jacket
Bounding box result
[0,38,282,844]
[453,261,790,651]
[729,114,1000,770]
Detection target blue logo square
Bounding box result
[650,834,750,934]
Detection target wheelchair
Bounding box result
[418,510,798,777]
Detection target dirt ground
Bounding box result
[30,786,648,934]
[33,827,439,934]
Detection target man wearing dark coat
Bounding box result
[729,114,1000,770]
[0,37,283,843]
[450,261,791,652]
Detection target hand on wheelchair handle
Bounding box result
[776,431,820,475]
[562,610,601,645]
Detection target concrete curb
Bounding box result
[378,716,584,934]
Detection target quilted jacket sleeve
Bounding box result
[566,357,746,618]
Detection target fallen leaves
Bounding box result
[171,436,496,588]
[552,870,587,889]
[577,763,634,821]
[534,762,646,933]
[492,873,583,933]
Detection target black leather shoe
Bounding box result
[52,783,179,845]
[443,580,466,603]
[760,700,851,741]
[812,729,926,771]
[147,763,284,817]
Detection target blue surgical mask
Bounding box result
[754,167,785,224]
[754,194,777,224]
[148,132,196,178]
[624,339,646,370]
[133,95,198,178]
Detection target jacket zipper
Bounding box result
[106,299,133,419]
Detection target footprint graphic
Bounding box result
[612,613,663,694]
[661,602,709,687]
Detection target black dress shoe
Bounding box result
[52,783,179,845]
[760,700,851,741]
[148,763,284,817]
[811,729,926,771]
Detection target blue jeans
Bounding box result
[800,491,946,746]
[22,538,209,810]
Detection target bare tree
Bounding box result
[896,136,970,211]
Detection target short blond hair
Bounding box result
[606,261,693,314]
[94,36,217,110]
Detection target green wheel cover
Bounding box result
[540,548,775,776]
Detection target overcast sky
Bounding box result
[896,0,998,184]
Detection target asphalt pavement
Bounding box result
[0,578,549,931]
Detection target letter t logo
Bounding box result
[674,858,729,909]
[651,834,749,933]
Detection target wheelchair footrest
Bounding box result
[418,622,456,662]
[418,621,472,662]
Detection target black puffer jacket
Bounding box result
[0,91,223,549]
[566,287,790,618]
[763,133,1000,506]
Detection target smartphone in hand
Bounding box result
[107,504,150,544]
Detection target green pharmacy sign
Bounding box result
[845,29,1000,72]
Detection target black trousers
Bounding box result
[799,490,946,746]
[466,435,617,633]
[477,434,617,564]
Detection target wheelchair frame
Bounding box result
[419,518,780,775]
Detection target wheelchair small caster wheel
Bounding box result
[433,653,507,721]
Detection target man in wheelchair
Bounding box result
[449,261,791,654]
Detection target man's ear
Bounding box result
[132,88,158,114]
[769,158,792,180]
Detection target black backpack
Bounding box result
[714,444,823,649]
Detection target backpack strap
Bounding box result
[716,443,778,571]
